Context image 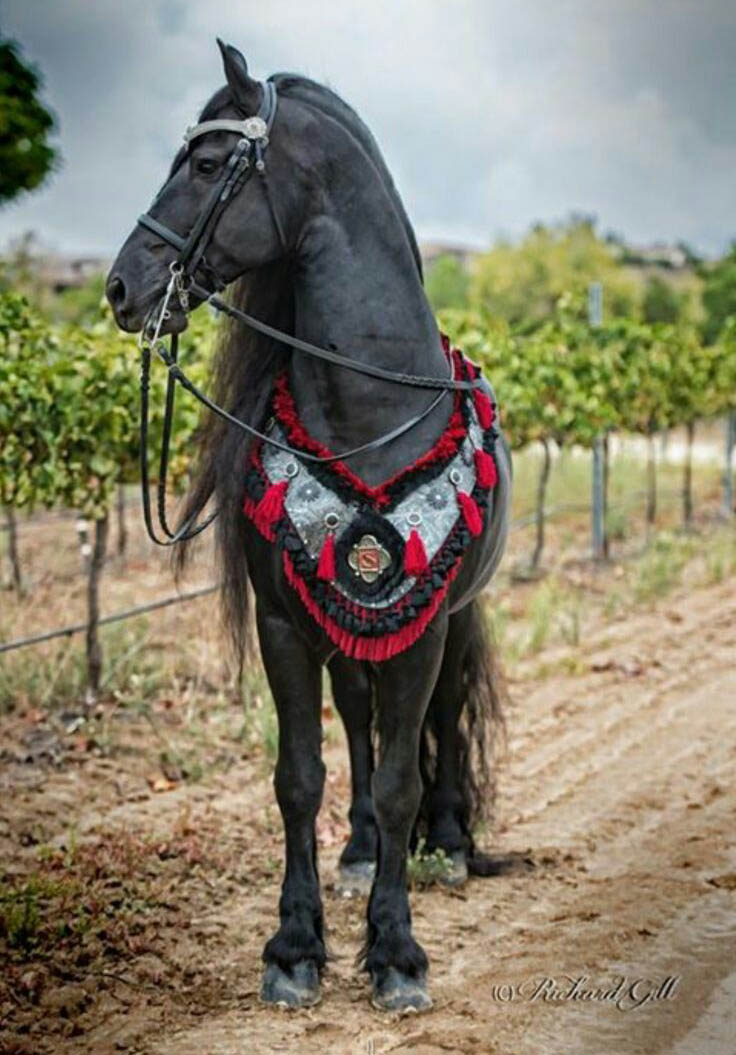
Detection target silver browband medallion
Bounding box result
[184,115,268,145]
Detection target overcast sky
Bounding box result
[1,0,734,257]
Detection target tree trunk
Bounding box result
[85,515,109,705]
[646,433,657,528]
[4,506,23,594]
[682,421,694,528]
[116,482,127,558]
[530,438,551,569]
[602,432,610,558]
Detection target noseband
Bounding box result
[135,78,486,546]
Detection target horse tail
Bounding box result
[417,599,507,873]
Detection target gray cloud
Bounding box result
[0,0,733,256]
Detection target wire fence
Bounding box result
[0,584,218,655]
[0,486,699,658]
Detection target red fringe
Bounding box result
[474,389,494,429]
[243,494,276,541]
[282,552,461,661]
[317,532,336,582]
[253,480,288,534]
[474,449,498,489]
[457,491,483,537]
[272,364,468,507]
[404,529,429,576]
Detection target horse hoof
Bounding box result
[260,960,321,1008]
[371,968,432,1013]
[336,860,375,897]
[440,850,468,887]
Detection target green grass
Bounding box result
[702,528,736,584]
[407,841,454,889]
[633,532,696,603]
[521,576,586,655]
[0,620,165,714]
[510,440,722,528]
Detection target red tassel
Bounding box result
[317,531,336,581]
[253,480,288,532]
[457,490,483,537]
[474,389,494,429]
[404,529,429,576]
[474,449,498,489]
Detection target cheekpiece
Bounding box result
[242,338,501,661]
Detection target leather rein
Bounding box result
[136,78,484,546]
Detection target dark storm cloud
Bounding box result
[0,0,733,255]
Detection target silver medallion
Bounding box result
[242,116,267,140]
[347,535,392,584]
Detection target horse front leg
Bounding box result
[257,602,326,1008]
[363,611,448,1012]
[328,654,377,895]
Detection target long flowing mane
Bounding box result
[175,74,423,661]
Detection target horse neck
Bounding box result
[288,186,450,484]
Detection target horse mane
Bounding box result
[174,74,423,664]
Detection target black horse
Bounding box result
[107,41,511,1012]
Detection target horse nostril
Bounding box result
[106,274,127,309]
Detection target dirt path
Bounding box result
[2,577,735,1055]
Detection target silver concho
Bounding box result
[347,535,392,584]
[242,116,267,140]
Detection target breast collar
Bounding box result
[242,341,502,661]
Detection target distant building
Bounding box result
[619,243,690,271]
[419,242,478,270]
[35,254,110,293]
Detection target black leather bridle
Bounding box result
[135,78,486,546]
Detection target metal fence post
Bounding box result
[724,410,736,517]
[592,436,605,558]
[589,282,605,559]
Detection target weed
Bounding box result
[603,590,624,620]
[487,599,511,651]
[558,593,583,646]
[407,841,454,889]
[702,528,736,585]
[526,579,557,653]
[0,621,165,714]
[0,883,40,950]
[606,507,629,541]
[633,533,694,603]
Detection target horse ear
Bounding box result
[216,39,260,111]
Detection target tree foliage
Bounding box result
[641,275,684,325]
[0,39,59,205]
[701,243,736,345]
[469,217,636,330]
[441,293,731,451]
[0,292,216,517]
[425,254,470,312]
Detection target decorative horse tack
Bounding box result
[242,343,500,661]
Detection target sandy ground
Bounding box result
[1,572,735,1055]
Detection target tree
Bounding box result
[442,295,620,571]
[641,275,683,325]
[425,254,470,312]
[0,291,216,697]
[0,38,59,205]
[701,244,736,345]
[470,217,636,330]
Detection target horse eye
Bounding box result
[195,157,219,176]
